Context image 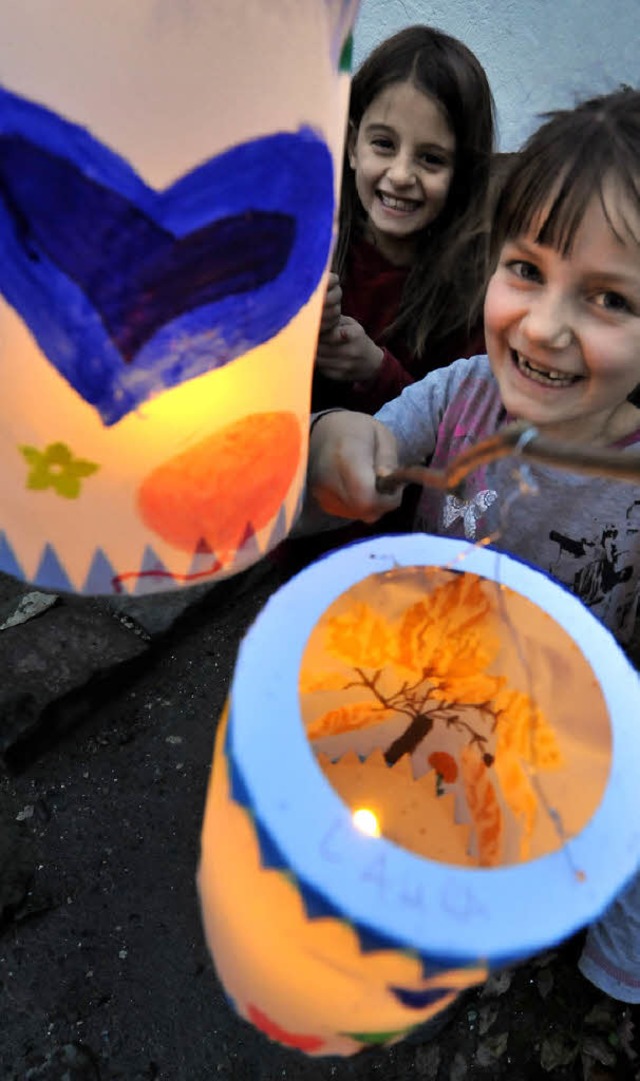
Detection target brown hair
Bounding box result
[491,86,640,268]
[334,25,496,356]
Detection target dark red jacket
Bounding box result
[312,237,485,414]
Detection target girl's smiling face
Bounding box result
[348,80,455,266]
[484,189,640,445]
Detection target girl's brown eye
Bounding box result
[594,291,631,314]
[507,260,542,283]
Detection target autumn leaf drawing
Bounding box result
[303,571,563,866]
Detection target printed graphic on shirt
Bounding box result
[442,490,498,540]
[548,500,640,644]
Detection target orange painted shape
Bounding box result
[137,411,301,559]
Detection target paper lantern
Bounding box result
[198,535,640,1057]
[0,0,358,594]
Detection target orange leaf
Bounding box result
[494,689,562,769]
[395,600,435,672]
[324,603,393,668]
[307,701,393,740]
[436,672,504,706]
[298,670,350,694]
[493,749,537,860]
[460,745,503,867]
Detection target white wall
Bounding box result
[353,0,638,150]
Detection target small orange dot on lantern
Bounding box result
[352,808,381,837]
[428,751,458,784]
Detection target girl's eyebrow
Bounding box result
[503,236,542,257]
[587,269,640,291]
[419,143,455,159]
[363,122,395,135]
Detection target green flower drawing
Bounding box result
[20,441,100,499]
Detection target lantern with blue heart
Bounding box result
[198,534,640,1056]
[0,0,359,594]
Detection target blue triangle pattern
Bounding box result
[186,539,222,581]
[236,520,261,564]
[296,876,340,920]
[133,546,177,595]
[0,531,27,581]
[418,952,478,980]
[389,984,454,1011]
[223,707,234,758]
[226,746,253,811]
[266,503,290,550]
[354,922,402,956]
[82,548,119,594]
[34,543,73,592]
[253,815,289,872]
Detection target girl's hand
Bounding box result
[316,316,384,382]
[308,410,403,522]
[319,272,342,334]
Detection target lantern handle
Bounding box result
[375,422,640,494]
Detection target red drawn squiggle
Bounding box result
[112,559,223,593]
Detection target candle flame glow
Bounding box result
[352,807,380,837]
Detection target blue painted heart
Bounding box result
[0,86,334,424]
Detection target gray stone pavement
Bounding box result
[0,568,224,933]
[0,559,276,940]
[0,564,272,772]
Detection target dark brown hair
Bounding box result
[491,86,640,267]
[334,25,496,356]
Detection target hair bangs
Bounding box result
[492,88,640,264]
[536,157,604,255]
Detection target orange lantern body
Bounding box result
[199,535,640,1056]
[0,1,358,594]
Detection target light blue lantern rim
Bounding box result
[227,534,640,969]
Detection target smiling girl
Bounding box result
[307,86,640,1002]
[312,25,495,414]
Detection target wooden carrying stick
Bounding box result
[375,422,640,495]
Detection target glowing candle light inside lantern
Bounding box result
[320,751,474,864]
[352,807,380,837]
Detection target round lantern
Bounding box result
[198,534,640,1057]
[0,0,359,594]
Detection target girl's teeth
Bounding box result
[515,352,577,387]
[379,193,419,211]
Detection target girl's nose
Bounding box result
[522,293,574,350]
[386,154,415,187]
